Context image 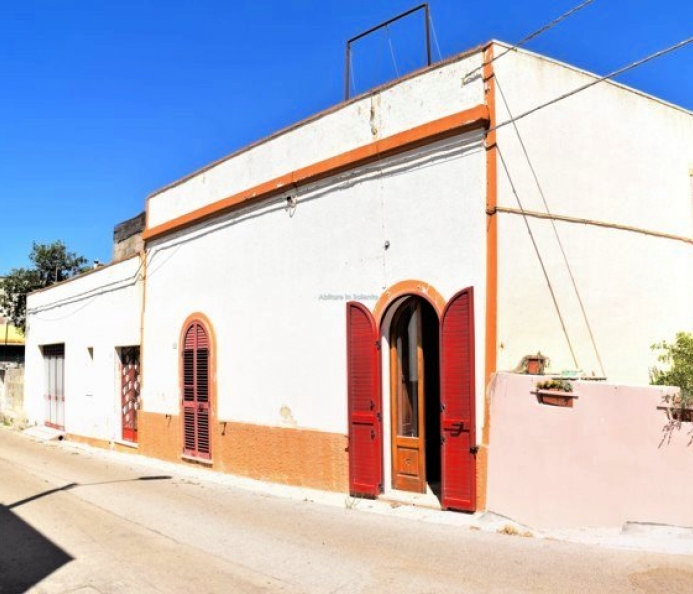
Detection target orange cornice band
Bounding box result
[143,104,490,242]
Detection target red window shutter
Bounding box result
[440,287,476,511]
[182,322,211,460]
[346,302,382,498]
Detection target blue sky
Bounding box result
[1,0,691,272]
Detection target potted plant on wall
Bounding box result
[516,352,549,375]
[534,379,577,408]
[651,332,693,423]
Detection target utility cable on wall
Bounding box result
[466,0,596,80]
[495,77,606,376]
[428,12,443,60]
[497,145,580,369]
[491,35,693,132]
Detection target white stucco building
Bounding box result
[24,41,693,512]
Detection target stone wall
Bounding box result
[113,211,145,261]
[0,367,25,426]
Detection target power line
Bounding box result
[497,145,580,369]
[385,25,401,77]
[496,77,606,376]
[466,0,596,79]
[428,12,443,60]
[491,35,693,132]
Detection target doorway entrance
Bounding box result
[119,346,141,443]
[347,286,476,511]
[42,343,65,430]
[388,296,440,494]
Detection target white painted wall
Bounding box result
[492,43,693,384]
[143,132,487,436]
[146,51,485,229]
[24,257,143,440]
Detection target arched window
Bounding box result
[182,320,211,459]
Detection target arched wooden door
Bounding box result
[182,321,211,460]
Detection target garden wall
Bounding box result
[0,367,25,425]
[486,372,693,529]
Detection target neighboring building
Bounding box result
[23,223,144,439]
[23,41,693,513]
[0,284,26,424]
[0,316,24,367]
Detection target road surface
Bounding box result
[1,427,692,593]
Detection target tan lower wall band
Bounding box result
[136,413,349,492]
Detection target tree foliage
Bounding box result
[650,332,693,406]
[0,241,89,331]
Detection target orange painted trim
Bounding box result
[483,46,498,389]
[480,44,498,512]
[179,312,218,462]
[138,251,147,409]
[147,44,486,201]
[372,280,446,326]
[143,105,490,242]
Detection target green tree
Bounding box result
[650,332,693,406]
[0,241,89,331]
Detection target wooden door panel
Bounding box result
[391,300,426,493]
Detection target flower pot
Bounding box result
[535,389,578,408]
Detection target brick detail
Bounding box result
[215,422,348,492]
[137,412,349,492]
[138,411,182,462]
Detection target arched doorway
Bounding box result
[347,286,476,511]
[388,296,440,494]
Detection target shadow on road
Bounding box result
[0,505,73,594]
[0,475,171,592]
[7,475,172,510]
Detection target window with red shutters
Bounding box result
[440,287,476,511]
[182,321,211,460]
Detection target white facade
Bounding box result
[492,45,693,383]
[24,256,143,440]
[21,40,693,502]
[144,132,487,434]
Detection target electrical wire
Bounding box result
[385,24,401,77]
[349,49,357,95]
[491,35,693,132]
[496,77,605,376]
[497,145,580,369]
[465,0,596,80]
[428,12,443,60]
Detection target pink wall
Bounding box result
[486,373,693,529]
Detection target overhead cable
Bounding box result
[496,77,606,376]
[491,35,693,132]
[497,145,580,369]
[466,0,596,79]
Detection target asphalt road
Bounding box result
[1,428,693,594]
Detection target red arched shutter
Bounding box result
[346,302,382,498]
[440,287,476,511]
[182,322,211,460]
